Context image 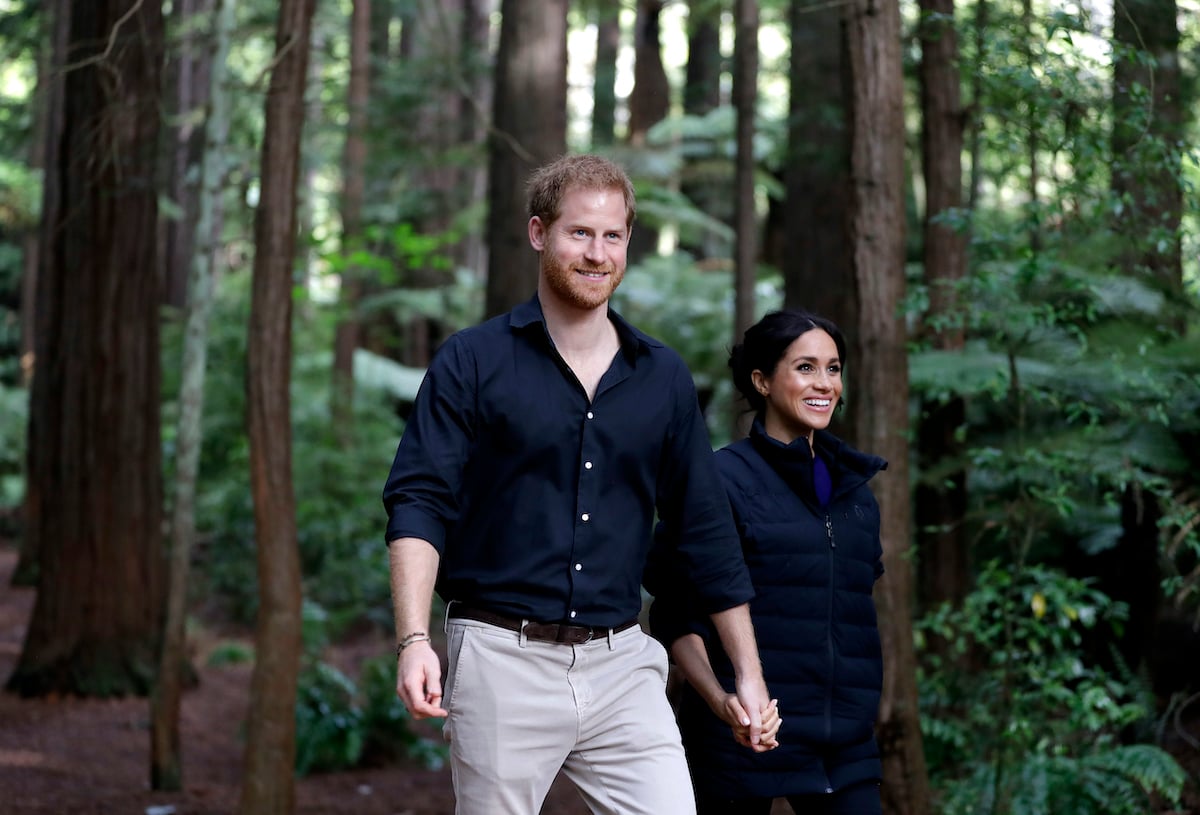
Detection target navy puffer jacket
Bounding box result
[649,419,886,800]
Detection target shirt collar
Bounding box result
[510,293,664,362]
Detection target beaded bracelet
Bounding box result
[395,631,431,656]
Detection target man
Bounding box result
[383,154,771,815]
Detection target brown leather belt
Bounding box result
[448,604,638,645]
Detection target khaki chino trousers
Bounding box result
[442,616,696,815]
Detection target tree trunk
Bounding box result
[843,0,932,811]
[484,0,568,319]
[14,0,70,589]
[915,0,970,615]
[684,0,722,115]
[238,0,316,811]
[778,0,853,333]
[626,0,669,264]
[161,0,215,311]
[591,4,621,147]
[8,0,166,698]
[731,0,759,440]
[1109,0,1183,689]
[150,0,236,791]
[679,0,726,260]
[332,0,371,434]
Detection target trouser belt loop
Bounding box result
[443,599,457,635]
[606,626,615,651]
[519,618,529,649]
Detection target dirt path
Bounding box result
[0,543,589,814]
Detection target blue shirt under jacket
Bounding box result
[382,295,753,628]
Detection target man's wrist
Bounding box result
[395,631,431,656]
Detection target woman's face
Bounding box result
[752,328,842,446]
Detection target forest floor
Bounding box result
[1,538,1198,814]
[0,542,592,815]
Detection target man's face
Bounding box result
[530,186,630,311]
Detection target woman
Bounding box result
[650,309,885,815]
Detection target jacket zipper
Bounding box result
[824,512,836,741]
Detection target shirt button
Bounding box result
[584,461,593,469]
[586,411,594,419]
[581,513,590,521]
[569,610,577,618]
[574,563,582,571]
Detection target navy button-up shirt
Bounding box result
[382,295,753,627]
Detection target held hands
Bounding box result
[395,639,448,719]
[707,691,782,753]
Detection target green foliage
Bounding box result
[179,272,399,630]
[295,661,366,775]
[611,252,782,447]
[205,641,254,667]
[293,603,446,776]
[918,563,1186,814]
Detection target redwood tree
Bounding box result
[915,0,970,615]
[778,0,853,331]
[484,0,568,318]
[843,0,932,810]
[239,0,317,810]
[8,0,166,698]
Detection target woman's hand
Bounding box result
[708,693,781,752]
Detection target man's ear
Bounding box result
[528,216,546,251]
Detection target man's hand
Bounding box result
[396,640,448,718]
[709,693,781,752]
[734,672,772,747]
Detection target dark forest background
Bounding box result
[0,0,1197,813]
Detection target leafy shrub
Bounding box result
[918,562,1186,814]
[293,654,445,776]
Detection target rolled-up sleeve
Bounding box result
[382,335,476,553]
[652,366,753,614]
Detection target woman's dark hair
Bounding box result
[729,309,847,415]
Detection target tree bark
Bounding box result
[625,0,669,264]
[915,0,970,615]
[731,0,759,440]
[679,0,726,260]
[150,0,235,791]
[591,4,621,147]
[160,0,215,311]
[484,0,568,319]
[14,0,70,589]
[238,0,316,811]
[684,0,722,115]
[778,0,853,333]
[843,0,932,810]
[8,0,166,698]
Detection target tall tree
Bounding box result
[331,0,372,433]
[1108,0,1185,681]
[239,0,317,810]
[684,0,722,116]
[484,0,568,318]
[679,0,727,260]
[915,0,970,615]
[626,0,670,264]
[8,0,166,697]
[13,0,68,588]
[732,0,759,365]
[160,0,216,310]
[843,0,932,810]
[150,0,236,791]
[778,0,852,331]
[591,2,621,147]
